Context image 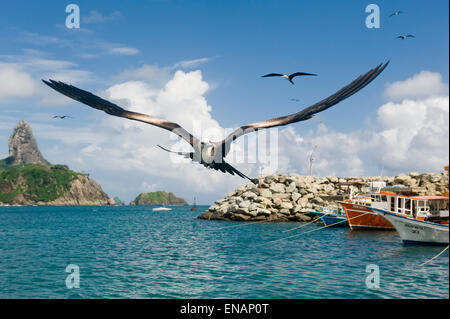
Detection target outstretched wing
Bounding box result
[261,73,284,77]
[406,34,415,38]
[217,61,389,154]
[42,80,200,150]
[289,72,317,79]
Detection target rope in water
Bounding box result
[282,211,335,233]
[420,245,449,266]
[255,211,372,246]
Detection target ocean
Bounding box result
[0,205,448,299]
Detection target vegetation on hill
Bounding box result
[0,164,80,203]
[130,191,188,206]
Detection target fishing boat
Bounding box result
[340,192,449,230]
[152,206,172,211]
[371,207,449,245]
[190,197,198,212]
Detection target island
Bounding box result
[0,120,114,206]
[130,191,188,206]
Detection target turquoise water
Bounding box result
[0,205,448,299]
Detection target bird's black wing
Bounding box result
[289,72,317,79]
[217,62,389,154]
[42,80,200,150]
[261,73,284,77]
[406,35,415,38]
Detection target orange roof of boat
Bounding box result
[410,195,449,200]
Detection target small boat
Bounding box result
[321,213,348,227]
[371,207,449,245]
[190,197,198,212]
[152,206,172,211]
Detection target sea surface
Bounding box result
[0,205,448,299]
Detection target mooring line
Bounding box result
[212,220,266,230]
[282,211,334,233]
[420,245,449,266]
[257,211,372,246]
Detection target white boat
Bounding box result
[152,206,172,211]
[371,207,449,245]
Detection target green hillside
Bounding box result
[0,164,81,203]
[130,191,188,206]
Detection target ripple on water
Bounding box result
[0,206,447,298]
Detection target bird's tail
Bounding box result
[222,159,258,184]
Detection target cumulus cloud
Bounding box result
[0,66,36,100]
[278,71,449,178]
[384,71,449,101]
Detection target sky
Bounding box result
[0,0,448,204]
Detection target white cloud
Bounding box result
[173,57,212,69]
[384,71,449,101]
[109,47,140,56]
[0,66,36,100]
[82,10,122,24]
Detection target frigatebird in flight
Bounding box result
[389,10,404,17]
[42,62,389,182]
[261,72,317,85]
[396,35,415,40]
[52,115,73,119]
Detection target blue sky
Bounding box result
[0,0,448,203]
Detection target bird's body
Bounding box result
[396,34,415,40]
[43,62,388,182]
[261,72,317,84]
[52,115,72,119]
[390,10,404,17]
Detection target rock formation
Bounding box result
[6,120,48,166]
[0,121,114,206]
[198,172,449,222]
[130,191,188,206]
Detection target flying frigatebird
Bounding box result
[396,35,415,40]
[261,72,317,85]
[42,62,389,182]
[52,115,73,119]
[389,10,404,17]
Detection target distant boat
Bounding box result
[152,206,172,211]
[372,207,449,245]
[190,197,198,212]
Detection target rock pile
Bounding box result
[198,172,449,222]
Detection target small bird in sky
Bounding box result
[261,72,317,85]
[52,115,73,119]
[290,98,300,102]
[396,35,415,40]
[390,10,404,17]
[42,62,388,181]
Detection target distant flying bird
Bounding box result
[42,62,388,182]
[396,35,415,40]
[390,10,404,17]
[290,98,300,102]
[52,115,73,119]
[261,72,317,85]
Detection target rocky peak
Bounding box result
[7,120,48,166]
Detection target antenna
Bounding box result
[309,145,317,177]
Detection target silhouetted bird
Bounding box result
[52,115,73,119]
[261,72,317,85]
[396,35,415,40]
[390,10,404,17]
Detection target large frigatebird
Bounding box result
[43,62,389,181]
